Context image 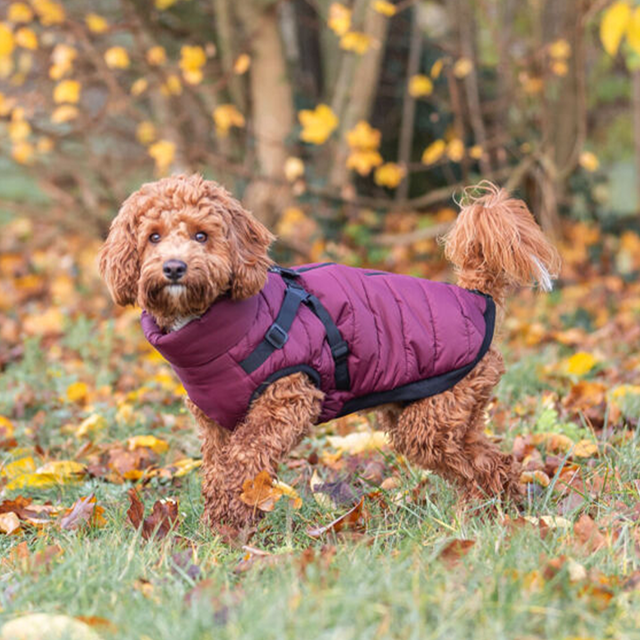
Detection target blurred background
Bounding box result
[1,0,640,361]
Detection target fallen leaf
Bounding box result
[127,489,179,540]
[0,512,21,534]
[574,514,606,551]
[0,614,102,640]
[60,494,106,530]
[438,539,475,566]
[307,497,366,538]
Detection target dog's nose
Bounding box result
[163,260,187,282]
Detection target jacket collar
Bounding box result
[141,293,260,368]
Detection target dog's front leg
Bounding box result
[200,372,324,530]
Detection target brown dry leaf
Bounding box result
[574,514,606,551]
[307,497,366,538]
[74,616,118,634]
[127,488,180,540]
[239,470,282,512]
[520,470,551,487]
[0,511,21,534]
[60,494,106,530]
[235,545,291,573]
[438,539,476,567]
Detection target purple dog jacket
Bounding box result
[141,263,495,431]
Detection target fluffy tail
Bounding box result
[442,181,561,305]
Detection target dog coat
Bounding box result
[141,263,496,431]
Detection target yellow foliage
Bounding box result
[131,77,148,96]
[161,74,182,95]
[327,430,389,455]
[32,0,64,25]
[340,31,373,55]
[347,121,381,150]
[299,104,338,145]
[66,380,88,403]
[573,440,598,458]
[148,139,176,175]
[347,149,383,175]
[469,144,483,159]
[421,139,446,165]
[212,104,245,136]
[600,1,631,56]
[453,57,473,78]
[11,141,33,164]
[549,38,571,59]
[49,43,76,79]
[373,1,397,17]
[8,117,30,141]
[551,60,568,76]
[7,3,34,23]
[277,207,306,237]
[180,45,206,84]
[431,58,444,79]
[408,74,433,97]
[53,79,80,104]
[128,435,170,454]
[136,121,156,145]
[85,13,109,34]
[374,162,405,188]
[0,23,15,59]
[1,456,36,479]
[446,138,465,162]
[233,53,251,75]
[0,415,14,438]
[284,157,305,182]
[155,0,179,9]
[563,352,599,376]
[579,151,599,172]
[328,3,351,36]
[146,45,167,66]
[51,104,78,123]
[627,7,640,55]
[76,413,107,438]
[520,470,550,487]
[104,46,130,69]
[14,27,37,50]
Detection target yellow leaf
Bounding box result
[146,45,167,66]
[299,104,338,145]
[0,614,102,640]
[130,77,148,96]
[128,435,169,454]
[573,439,598,458]
[373,1,396,17]
[38,460,86,477]
[277,207,306,237]
[155,0,179,9]
[284,156,304,182]
[0,23,15,59]
[212,104,245,136]
[520,470,550,487]
[14,27,36,50]
[161,74,182,96]
[627,7,640,54]
[453,57,473,78]
[272,479,302,509]
[327,430,389,455]
[148,139,175,174]
[430,58,444,79]
[1,456,36,479]
[66,381,88,403]
[31,0,65,26]
[340,31,373,55]
[551,60,569,76]
[49,43,76,79]
[180,45,206,84]
[600,1,631,56]
[374,162,405,188]
[104,46,130,69]
[168,458,201,477]
[347,149,383,175]
[0,511,21,535]
[0,415,14,439]
[8,118,30,141]
[76,413,107,438]
[7,3,34,23]
[564,351,598,376]
[408,74,433,97]
[469,144,483,159]
[233,53,251,75]
[11,141,33,164]
[446,138,465,162]
[421,139,446,165]
[549,38,571,59]
[347,120,381,151]
[50,104,78,123]
[328,3,351,36]
[579,151,599,172]
[53,79,80,104]
[85,13,108,34]
[136,120,156,145]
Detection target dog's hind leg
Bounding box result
[382,349,522,502]
[200,372,324,530]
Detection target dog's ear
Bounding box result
[227,199,274,300]
[98,194,141,306]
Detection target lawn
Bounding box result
[1,218,640,640]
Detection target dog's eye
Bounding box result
[149,233,161,243]
[194,231,208,243]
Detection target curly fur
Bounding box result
[99,174,559,530]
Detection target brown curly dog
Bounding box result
[99,174,560,529]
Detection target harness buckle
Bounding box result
[331,341,349,361]
[265,323,289,349]
[270,265,300,279]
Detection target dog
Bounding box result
[99,174,560,528]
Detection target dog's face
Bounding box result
[99,175,274,328]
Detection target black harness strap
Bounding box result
[239,266,351,391]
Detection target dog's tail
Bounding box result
[442,181,561,305]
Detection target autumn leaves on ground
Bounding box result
[0,212,638,640]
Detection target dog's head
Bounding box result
[98,174,274,327]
